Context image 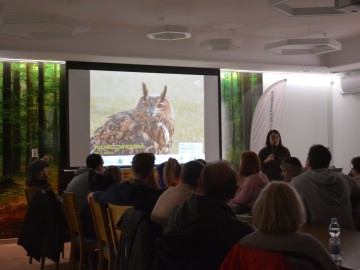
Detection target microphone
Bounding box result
[271,146,275,154]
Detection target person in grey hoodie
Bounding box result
[65,153,105,213]
[291,144,360,230]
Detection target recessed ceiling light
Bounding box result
[0,14,90,39]
[264,38,342,55]
[269,0,350,16]
[147,25,191,40]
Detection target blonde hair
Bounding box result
[252,181,305,233]
[163,158,182,187]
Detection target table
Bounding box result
[300,224,360,270]
[235,214,253,224]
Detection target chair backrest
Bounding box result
[62,192,85,242]
[107,204,132,255]
[89,198,114,260]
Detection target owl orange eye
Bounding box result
[156,103,164,109]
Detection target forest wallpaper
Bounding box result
[0,62,262,239]
[0,61,65,239]
[221,71,263,166]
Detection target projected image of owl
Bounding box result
[90,82,175,155]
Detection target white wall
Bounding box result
[262,72,360,173]
[332,76,360,174]
[263,73,333,167]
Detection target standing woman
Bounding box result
[258,129,290,181]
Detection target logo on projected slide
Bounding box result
[117,159,124,165]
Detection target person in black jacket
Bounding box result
[89,152,160,215]
[154,160,254,270]
[258,129,291,181]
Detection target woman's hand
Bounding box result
[265,154,275,163]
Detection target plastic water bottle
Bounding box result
[329,217,341,261]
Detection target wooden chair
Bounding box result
[62,192,98,270]
[89,198,115,270]
[107,204,132,256]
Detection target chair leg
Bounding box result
[68,244,76,270]
[29,256,33,264]
[79,249,85,270]
[40,256,46,270]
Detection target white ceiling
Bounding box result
[0,0,359,73]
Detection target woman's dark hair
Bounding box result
[265,129,283,148]
[266,129,283,147]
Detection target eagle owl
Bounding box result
[91,82,175,155]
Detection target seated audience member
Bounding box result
[155,160,254,270]
[280,157,303,183]
[104,165,123,183]
[88,167,114,193]
[291,144,360,230]
[349,156,360,183]
[229,151,269,212]
[163,158,182,188]
[89,152,160,215]
[26,159,52,190]
[65,153,105,213]
[196,158,206,166]
[151,160,204,226]
[239,182,338,270]
[20,158,67,262]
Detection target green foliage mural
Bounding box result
[221,70,263,167]
[0,60,65,239]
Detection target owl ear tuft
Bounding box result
[160,86,167,102]
[142,82,148,98]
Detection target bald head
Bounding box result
[199,160,238,202]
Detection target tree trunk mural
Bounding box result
[2,62,12,176]
[0,61,64,239]
[221,70,263,166]
[38,62,45,158]
[13,69,21,172]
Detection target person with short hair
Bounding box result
[239,181,338,270]
[65,153,105,213]
[258,129,291,181]
[151,160,204,226]
[89,152,160,215]
[155,160,254,270]
[280,157,303,183]
[229,151,269,211]
[349,156,360,183]
[291,144,360,230]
